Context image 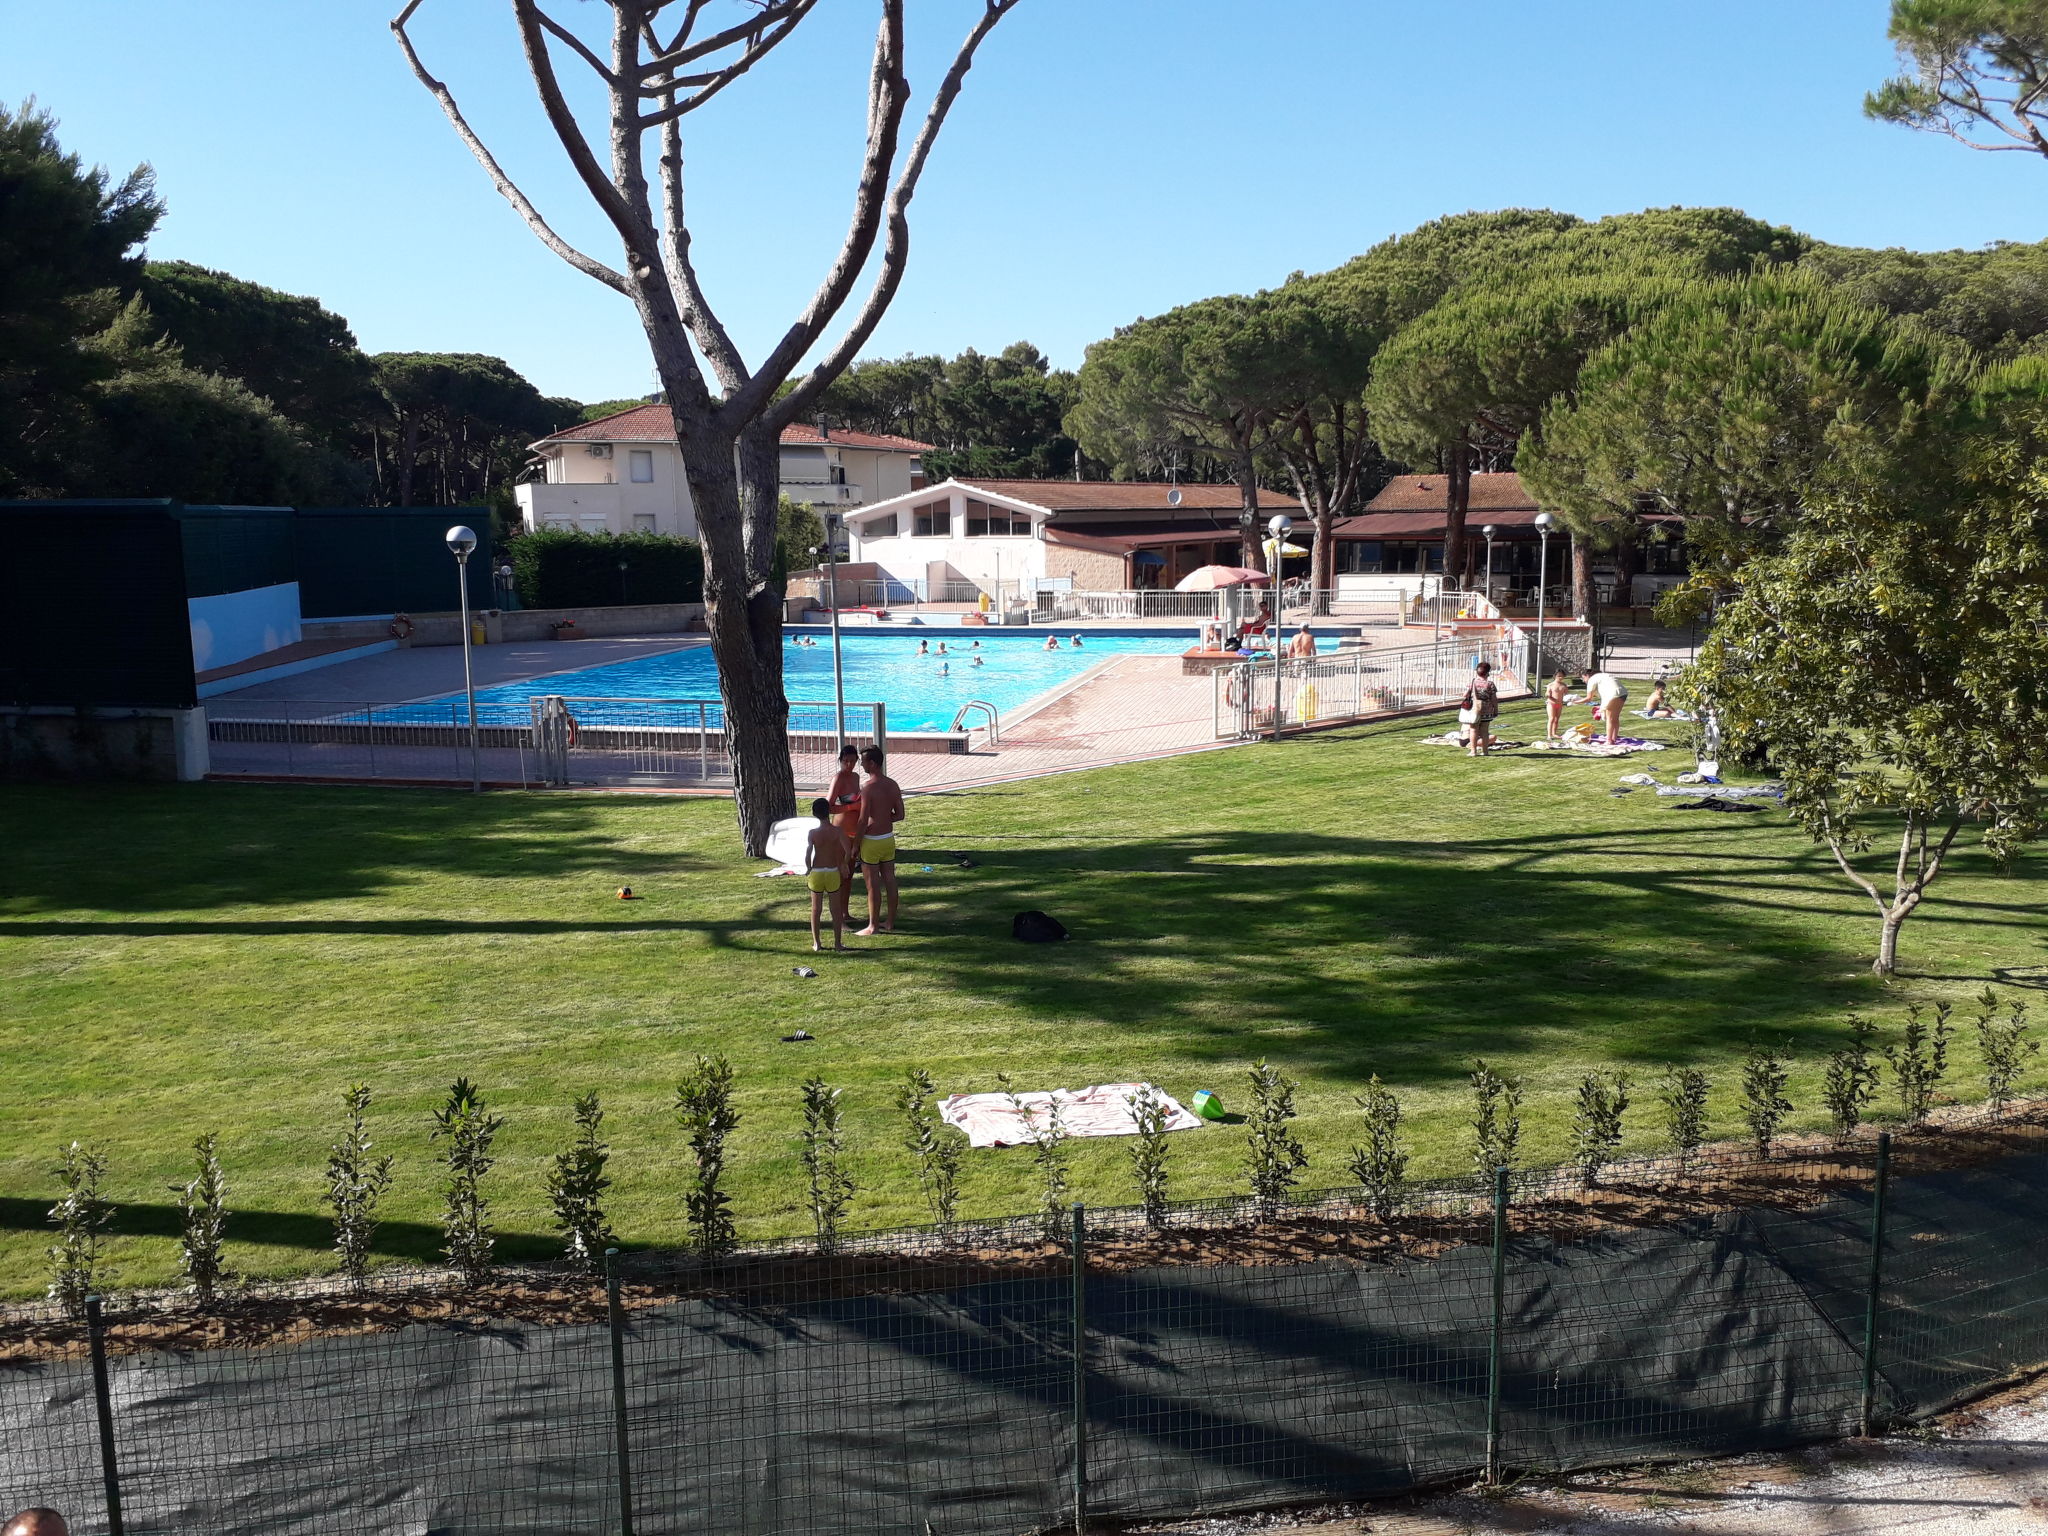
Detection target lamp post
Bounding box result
[445,525,482,792]
[1533,511,1556,706]
[1268,514,1292,742]
[1481,525,1497,610]
[816,512,848,751]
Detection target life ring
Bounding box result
[1223,672,1245,708]
[388,614,416,640]
[564,713,580,749]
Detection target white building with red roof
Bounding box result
[515,403,932,538]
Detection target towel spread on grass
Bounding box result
[1655,783,1784,800]
[941,1083,1204,1148]
[1635,709,1697,721]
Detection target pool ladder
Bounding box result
[951,699,1001,746]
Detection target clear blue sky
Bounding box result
[4,0,2038,403]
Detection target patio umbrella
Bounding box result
[1131,550,1166,565]
[1264,539,1311,560]
[1175,564,1271,591]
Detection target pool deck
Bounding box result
[205,627,1459,794]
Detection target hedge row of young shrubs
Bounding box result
[42,992,2035,1315]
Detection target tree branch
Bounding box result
[637,0,812,77]
[656,81,749,391]
[532,7,619,84]
[390,0,630,295]
[636,8,813,123]
[762,0,1023,429]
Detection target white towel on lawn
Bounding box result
[941,1082,1203,1149]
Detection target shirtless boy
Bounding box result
[856,745,906,935]
[803,797,854,952]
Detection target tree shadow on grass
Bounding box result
[871,819,2045,1090]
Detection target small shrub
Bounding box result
[1657,1068,1710,1170]
[1128,1083,1174,1227]
[1467,1060,1523,1176]
[896,1068,962,1232]
[799,1076,857,1254]
[1348,1076,1408,1223]
[432,1078,504,1285]
[325,1084,393,1290]
[176,1132,230,1306]
[1741,1041,1793,1158]
[1569,1072,1630,1187]
[545,1092,615,1270]
[48,1141,111,1319]
[1975,987,2037,1116]
[675,1054,741,1256]
[1245,1060,1309,1217]
[1885,1002,1953,1125]
[999,1073,1070,1242]
[1822,1016,1881,1141]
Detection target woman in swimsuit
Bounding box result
[828,744,863,843]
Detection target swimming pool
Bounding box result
[403,630,1196,732]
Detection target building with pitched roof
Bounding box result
[515,403,932,538]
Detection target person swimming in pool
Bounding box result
[1070,634,1084,648]
[938,661,949,676]
[970,638,982,650]
[971,654,985,666]
[856,745,905,935]
[937,640,949,655]
[803,797,853,952]
[1044,634,1060,651]
[916,639,930,656]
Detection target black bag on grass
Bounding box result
[1012,910,1069,944]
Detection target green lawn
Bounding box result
[3,699,2044,1297]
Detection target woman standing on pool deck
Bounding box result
[828,744,863,842]
[856,745,906,935]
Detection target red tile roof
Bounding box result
[951,478,1298,514]
[536,404,931,452]
[1358,472,1540,514]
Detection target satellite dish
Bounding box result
[1167,488,1183,506]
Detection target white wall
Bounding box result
[519,471,698,538]
[189,582,301,672]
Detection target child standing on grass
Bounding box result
[804,798,854,952]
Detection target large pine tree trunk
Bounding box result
[1443,442,1471,589]
[1237,443,1264,572]
[1571,534,1595,622]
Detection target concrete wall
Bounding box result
[1,706,208,782]
[1043,541,1126,591]
[356,602,709,647]
[188,582,302,671]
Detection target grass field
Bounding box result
[3,698,2045,1298]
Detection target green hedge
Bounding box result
[508,527,704,609]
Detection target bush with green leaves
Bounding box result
[432,1078,504,1285]
[48,1141,111,1318]
[1569,1072,1630,1187]
[507,525,704,609]
[325,1084,393,1290]
[999,1073,1070,1242]
[1823,1015,1881,1141]
[799,1076,857,1254]
[676,1054,741,1256]
[1657,1067,1710,1170]
[545,1092,615,1270]
[896,1068,961,1232]
[1741,1041,1794,1158]
[1467,1060,1523,1176]
[1348,1076,1408,1223]
[1128,1083,1174,1227]
[1245,1060,1309,1217]
[1974,987,2038,1116]
[1885,1002,1953,1124]
[176,1131,230,1305]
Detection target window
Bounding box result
[628,449,654,483]
[964,498,1029,536]
[828,465,847,485]
[912,499,951,537]
[632,513,657,533]
[577,514,609,534]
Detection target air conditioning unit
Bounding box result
[586,443,613,459]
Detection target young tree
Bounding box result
[676,1054,741,1256]
[1975,986,2038,1114]
[1127,1082,1174,1228]
[1741,1042,1794,1159]
[326,1084,394,1290]
[1244,1059,1309,1217]
[1823,1017,1882,1141]
[998,1074,1069,1243]
[896,1067,962,1232]
[48,1142,111,1319]
[1467,1060,1523,1176]
[1886,1003,1955,1124]
[1348,1075,1408,1224]
[798,1076,856,1254]
[394,0,1026,854]
[1657,1067,1711,1171]
[545,1092,616,1270]
[177,1132,231,1306]
[432,1078,504,1285]
[1568,1071,1631,1187]
[1681,385,2048,972]
[1866,1,2048,158]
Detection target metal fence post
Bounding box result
[1070,1203,1088,1535]
[605,1249,636,1536]
[85,1295,124,1536]
[1860,1133,1892,1437]
[1485,1167,1509,1486]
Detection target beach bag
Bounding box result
[1013,910,1069,944]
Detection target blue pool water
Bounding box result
[407,630,1195,732]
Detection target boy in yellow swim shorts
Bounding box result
[803,797,854,952]
[856,745,906,936]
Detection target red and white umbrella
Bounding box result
[1174,565,1271,592]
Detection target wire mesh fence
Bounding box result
[5,1126,2048,1536]
[204,699,542,786]
[1215,635,1531,739]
